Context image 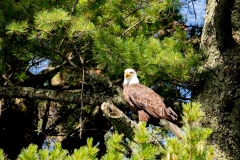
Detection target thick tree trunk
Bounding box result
[196,0,240,159]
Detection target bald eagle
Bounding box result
[122,68,183,138]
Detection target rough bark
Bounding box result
[197,0,240,159]
[101,102,137,139]
[0,86,124,106]
[0,87,90,104]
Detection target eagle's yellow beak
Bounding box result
[125,72,131,78]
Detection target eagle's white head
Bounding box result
[123,68,139,86]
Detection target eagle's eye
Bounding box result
[130,71,134,74]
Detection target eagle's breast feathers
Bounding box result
[123,83,178,124]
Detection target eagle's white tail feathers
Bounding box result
[159,119,183,139]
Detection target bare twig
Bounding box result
[25,38,77,68]
[122,18,145,36]
[190,0,197,20]
[0,99,2,118]
[71,0,79,15]
[123,0,164,19]
[79,48,85,139]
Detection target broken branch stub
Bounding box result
[101,102,137,139]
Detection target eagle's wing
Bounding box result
[126,84,178,122]
[123,83,183,138]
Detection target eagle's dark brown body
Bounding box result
[123,68,183,138]
[123,83,181,127]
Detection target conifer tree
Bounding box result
[0,0,204,158]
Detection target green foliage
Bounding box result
[45,143,68,160]
[14,71,29,82]
[80,0,202,84]
[101,133,126,160]
[182,102,205,122]
[0,149,7,160]
[16,143,66,160]
[0,0,207,159]
[6,20,29,35]
[14,139,97,160]
[0,102,214,160]
[17,144,39,160]
[0,124,161,160]
[101,123,161,160]
[33,8,71,39]
[160,102,215,160]
[69,138,99,160]
[1,0,203,85]
[130,123,160,160]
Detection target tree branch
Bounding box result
[122,18,145,36]
[14,66,62,87]
[25,38,78,68]
[101,102,137,139]
[0,87,92,104]
[101,102,164,148]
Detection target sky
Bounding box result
[180,0,206,26]
[29,58,51,75]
